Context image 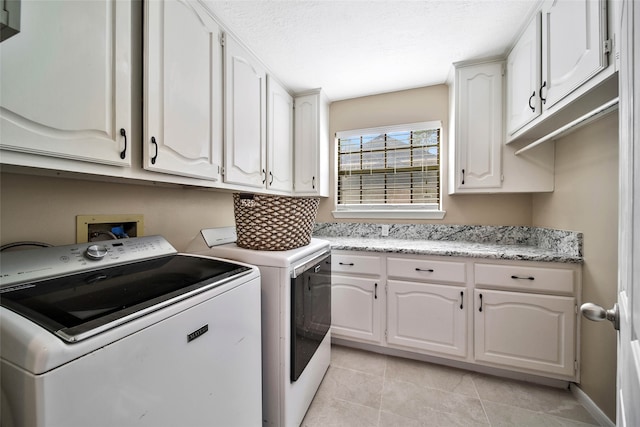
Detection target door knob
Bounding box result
[580,302,619,331]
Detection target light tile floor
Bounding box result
[302,345,601,427]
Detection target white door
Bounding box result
[541,0,608,109]
[581,1,640,423]
[0,0,131,166]
[387,280,466,357]
[455,62,503,190]
[506,13,542,135]
[331,275,382,344]
[616,0,640,424]
[293,93,319,194]
[223,33,267,188]
[266,76,293,192]
[144,0,223,180]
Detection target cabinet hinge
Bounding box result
[604,39,612,55]
[575,304,578,315]
[501,174,505,182]
[220,33,226,47]
[221,166,225,177]
[574,360,579,372]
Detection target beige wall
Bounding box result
[532,111,619,421]
[0,173,235,251]
[0,84,619,421]
[321,85,534,225]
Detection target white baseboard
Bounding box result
[570,383,615,427]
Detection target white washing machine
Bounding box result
[0,235,262,427]
[188,229,331,427]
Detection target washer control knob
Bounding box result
[85,244,109,260]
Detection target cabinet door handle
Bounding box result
[119,128,127,159]
[479,293,483,312]
[461,169,465,185]
[460,291,464,310]
[415,268,434,273]
[269,171,274,186]
[539,81,547,105]
[339,262,354,266]
[312,176,316,189]
[528,91,536,112]
[262,169,266,184]
[151,136,158,165]
[511,275,535,281]
[374,283,378,299]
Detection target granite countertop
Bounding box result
[313,223,584,264]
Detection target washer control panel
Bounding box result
[0,235,177,287]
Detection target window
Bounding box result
[334,121,445,219]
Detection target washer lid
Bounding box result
[0,254,252,343]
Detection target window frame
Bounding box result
[332,121,446,220]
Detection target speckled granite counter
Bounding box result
[313,223,583,263]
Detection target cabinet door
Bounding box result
[474,289,576,378]
[455,63,503,190]
[293,93,319,194]
[144,0,222,180]
[294,90,329,197]
[0,0,131,166]
[223,33,267,188]
[266,77,293,192]
[541,0,608,109]
[506,14,542,135]
[331,275,382,344]
[387,280,467,357]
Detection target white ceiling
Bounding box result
[206,0,540,101]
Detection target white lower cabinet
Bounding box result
[331,251,581,381]
[330,251,384,344]
[474,289,576,377]
[331,275,383,344]
[387,280,466,357]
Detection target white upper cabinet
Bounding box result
[144,0,223,181]
[449,60,554,194]
[0,0,131,167]
[223,33,267,189]
[541,0,608,109]
[450,61,504,191]
[266,77,293,193]
[506,0,612,142]
[506,14,542,135]
[293,90,330,197]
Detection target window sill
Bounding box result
[331,209,446,220]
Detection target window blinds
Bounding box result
[337,123,440,208]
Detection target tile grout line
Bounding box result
[376,354,389,427]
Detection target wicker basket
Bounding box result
[232,193,320,251]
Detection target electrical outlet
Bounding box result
[381,224,390,237]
